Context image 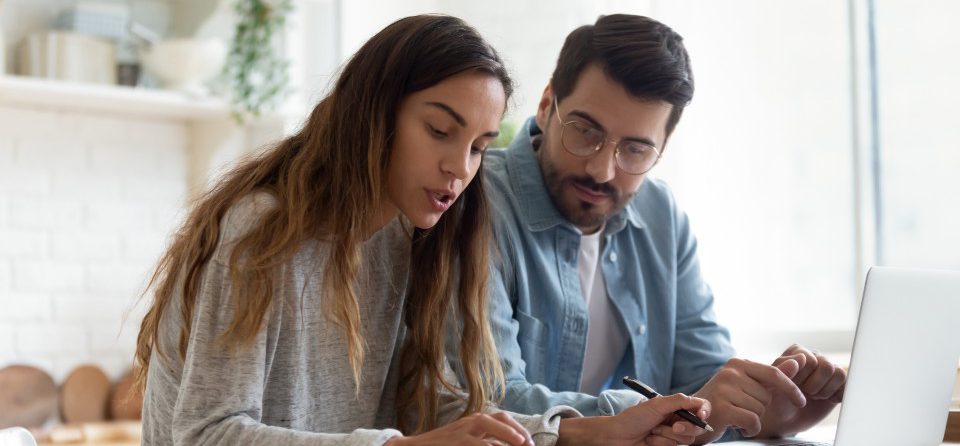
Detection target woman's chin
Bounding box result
[405,212,442,230]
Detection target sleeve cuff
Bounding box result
[510,405,582,446]
[353,428,403,445]
[596,389,646,416]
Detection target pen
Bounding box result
[622,376,714,433]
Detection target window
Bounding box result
[874,0,960,270]
[652,1,859,347]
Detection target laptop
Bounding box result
[723,266,960,445]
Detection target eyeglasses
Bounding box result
[553,96,661,175]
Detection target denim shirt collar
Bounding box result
[505,117,645,235]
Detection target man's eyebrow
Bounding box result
[567,110,605,132]
[426,102,466,127]
[567,109,659,147]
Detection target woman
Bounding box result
[134,14,707,446]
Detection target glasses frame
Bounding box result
[553,96,662,175]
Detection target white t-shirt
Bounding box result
[577,230,630,395]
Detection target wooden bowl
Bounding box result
[0,364,58,428]
[59,365,110,423]
[108,370,142,420]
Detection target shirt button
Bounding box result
[637,324,647,335]
[609,251,618,262]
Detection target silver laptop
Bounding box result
[724,266,960,445]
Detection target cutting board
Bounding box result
[0,364,58,428]
[59,365,110,423]
[946,410,960,443]
[108,370,141,420]
[34,420,141,445]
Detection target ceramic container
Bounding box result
[139,38,226,95]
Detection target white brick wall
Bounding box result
[0,197,9,230]
[0,258,11,292]
[0,325,15,359]
[0,105,188,381]
[0,140,14,165]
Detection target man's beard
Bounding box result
[537,134,634,231]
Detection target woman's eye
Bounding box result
[428,124,448,138]
[471,146,486,155]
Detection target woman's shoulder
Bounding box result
[220,191,279,240]
[210,191,280,263]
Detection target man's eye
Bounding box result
[571,122,592,135]
[571,122,602,139]
[624,143,651,155]
[584,128,604,140]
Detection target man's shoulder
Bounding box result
[483,148,510,181]
[482,148,516,206]
[626,177,681,228]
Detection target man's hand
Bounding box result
[756,344,846,438]
[691,358,807,443]
[559,393,710,446]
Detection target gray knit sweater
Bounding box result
[142,193,578,445]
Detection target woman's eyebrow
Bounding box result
[426,101,500,137]
[426,102,466,126]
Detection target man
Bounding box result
[482,14,846,443]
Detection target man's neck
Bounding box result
[579,223,605,236]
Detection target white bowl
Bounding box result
[0,427,37,446]
[140,38,226,94]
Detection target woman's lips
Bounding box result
[426,188,454,212]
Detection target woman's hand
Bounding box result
[387,411,534,446]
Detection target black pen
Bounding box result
[622,376,714,432]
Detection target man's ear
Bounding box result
[535,82,555,131]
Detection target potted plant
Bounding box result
[224,0,293,122]
[0,0,7,75]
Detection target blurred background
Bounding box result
[0,0,958,438]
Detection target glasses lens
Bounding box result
[617,142,659,174]
[561,121,604,156]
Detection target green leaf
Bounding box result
[226,0,293,123]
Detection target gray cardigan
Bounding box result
[142,193,578,445]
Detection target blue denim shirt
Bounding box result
[485,117,735,417]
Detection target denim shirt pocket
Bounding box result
[515,310,549,383]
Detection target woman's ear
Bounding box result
[534,82,555,131]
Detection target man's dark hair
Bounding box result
[551,14,693,137]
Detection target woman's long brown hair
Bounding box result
[133,14,512,433]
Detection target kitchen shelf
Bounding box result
[0,75,232,121]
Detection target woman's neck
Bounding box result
[365,200,400,240]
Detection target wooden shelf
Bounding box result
[0,75,232,121]
[946,410,960,442]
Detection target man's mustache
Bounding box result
[571,177,617,197]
